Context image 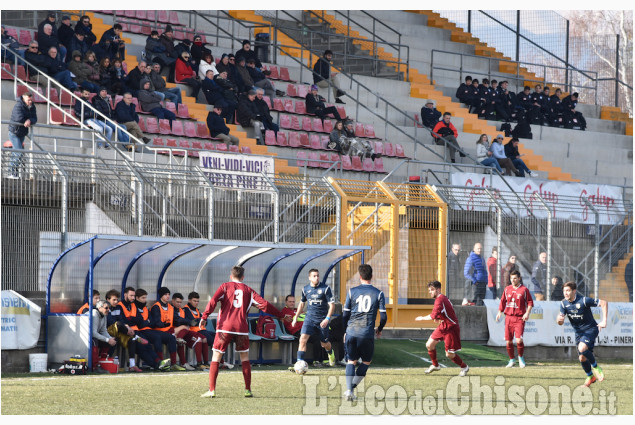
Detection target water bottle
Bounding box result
[114,356,119,367]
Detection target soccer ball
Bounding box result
[294,360,308,375]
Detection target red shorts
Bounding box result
[504,315,526,340]
[212,332,250,353]
[430,325,461,353]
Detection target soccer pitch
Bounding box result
[1,340,632,415]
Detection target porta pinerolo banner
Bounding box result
[1,290,42,349]
[484,300,633,347]
[200,152,275,191]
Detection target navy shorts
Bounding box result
[575,328,599,351]
[345,335,374,363]
[301,318,330,343]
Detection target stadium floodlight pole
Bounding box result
[533,193,552,301]
[484,188,503,295]
[583,197,600,298]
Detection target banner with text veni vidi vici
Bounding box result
[200,152,275,191]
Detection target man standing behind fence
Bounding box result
[464,242,488,306]
[7,91,37,179]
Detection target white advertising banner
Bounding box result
[450,173,625,225]
[200,152,275,191]
[484,299,633,347]
[1,290,42,350]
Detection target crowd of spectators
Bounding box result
[475,134,538,178]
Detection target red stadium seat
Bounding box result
[152,137,164,146]
[320,135,330,150]
[6,28,18,40]
[166,139,178,153]
[280,67,291,81]
[383,142,394,157]
[299,132,310,147]
[132,97,149,114]
[294,101,306,115]
[262,95,272,109]
[60,89,75,106]
[308,152,320,168]
[286,84,297,97]
[297,85,309,99]
[174,30,185,41]
[48,88,59,103]
[301,117,312,132]
[135,10,147,20]
[159,118,171,135]
[354,122,365,137]
[158,10,169,23]
[165,101,177,115]
[16,65,35,83]
[197,122,212,139]
[330,153,341,167]
[268,66,279,80]
[216,143,228,151]
[319,153,330,168]
[170,120,184,136]
[290,116,300,131]
[203,142,215,151]
[49,108,64,125]
[288,132,301,147]
[124,10,136,18]
[145,117,159,133]
[296,151,307,167]
[276,132,288,146]
[18,30,32,46]
[64,111,80,126]
[272,98,284,111]
[169,11,181,25]
[241,146,252,154]
[264,130,276,145]
[228,145,239,152]
[373,142,384,156]
[138,116,147,132]
[113,95,123,108]
[364,124,376,139]
[191,140,203,150]
[311,118,324,133]
[1,64,12,80]
[374,157,385,173]
[351,156,363,171]
[336,106,346,119]
[140,25,152,36]
[279,114,292,129]
[323,119,334,133]
[129,25,143,34]
[362,158,375,172]
[178,139,190,155]
[395,143,405,158]
[184,121,197,138]
[147,10,156,21]
[309,134,321,150]
[341,155,352,170]
[283,99,294,113]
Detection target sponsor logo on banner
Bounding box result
[451,173,625,225]
[200,152,275,191]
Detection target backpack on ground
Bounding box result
[500,122,512,137]
[511,120,533,139]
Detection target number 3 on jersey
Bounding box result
[356,294,371,312]
[233,289,243,308]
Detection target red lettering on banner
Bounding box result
[579,188,615,221]
[464,177,500,211]
[523,183,559,217]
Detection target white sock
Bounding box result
[129,358,136,367]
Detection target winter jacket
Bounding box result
[191,42,211,65]
[490,140,506,159]
[174,57,195,82]
[476,142,491,161]
[73,97,96,121]
[91,94,114,120]
[138,88,163,112]
[198,59,218,80]
[504,141,520,160]
[487,256,497,288]
[432,120,458,139]
[148,70,167,91]
[202,76,223,105]
[67,36,89,62]
[92,308,111,342]
[159,34,177,58]
[464,251,488,284]
[38,31,60,56]
[235,63,253,88]
[236,95,260,127]
[8,97,38,137]
[234,47,261,68]
[530,260,547,294]
[114,100,139,124]
[313,56,330,84]
[305,93,327,115]
[75,21,97,46]
[206,111,230,137]
[42,55,69,77]
[126,66,145,91]
[420,106,441,128]
[57,22,74,48]
[68,58,94,84]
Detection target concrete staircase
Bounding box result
[598,247,633,302]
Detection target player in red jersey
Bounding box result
[416,281,469,376]
[199,266,284,398]
[496,270,534,368]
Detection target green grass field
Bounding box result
[2,340,632,415]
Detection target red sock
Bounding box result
[209,361,220,391]
[157,352,163,360]
[506,342,515,359]
[170,351,177,364]
[517,341,524,357]
[242,360,252,390]
[428,350,438,367]
[451,354,467,368]
[194,343,203,363]
[177,346,186,364]
[176,329,188,339]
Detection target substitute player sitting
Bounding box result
[200,266,283,398]
[496,271,533,368]
[292,269,337,367]
[342,264,386,401]
[557,281,607,387]
[416,280,469,376]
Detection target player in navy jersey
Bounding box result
[416,280,469,376]
[291,269,337,367]
[557,281,607,387]
[342,264,387,401]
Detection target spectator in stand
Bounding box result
[501,254,518,288]
[182,291,215,365]
[498,81,521,122]
[92,300,117,361]
[254,88,279,134]
[548,88,565,127]
[562,92,586,130]
[235,56,254,94]
[23,41,45,76]
[99,24,126,60]
[126,61,147,97]
[550,276,564,300]
[465,78,481,114]
[1,25,22,63]
[489,79,509,122]
[175,39,197,71]
[175,50,201,99]
[328,120,346,153]
[246,58,279,99]
[235,39,262,69]
[504,137,538,178]
[237,90,265,144]
[476,134,502,173]
[476,78,495,119]
[420,99,441,128]
[42,46,78,91]
[91,87,130,145]
[313,49,346,104]
[84,50,101,83]
[38,12,58,37]
[57,16,74,52]
[432,112,464,163]
[517,86,536,123]
[150,62,182,105]
[39,23,64,60]
[158,26,178,63]
[202,69,222,105]
[207,106,239,146]
[68,50,100,92]
[171,293,208,371]
[463,242,488,306]
[198,52,218,80]
[75,15,96,47]
[529,84,548,125]
[213,71,239,123]
[98,57,113,93]
[490,134,519,176]
[7,91,37,179]
[487,247,498,299]
[145,30,174,67]
[115,92,150,150]
[138,78,176,128]
[216,54,242,90]
[306,85,342,123]
[75,87,112,149]
[455,75,472,105]
[343,120,375,160]
[191,35,211,68]
[66,28,88,62]
[110,59,127,95]
[530,252,547,301]
[447,243,463,305]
